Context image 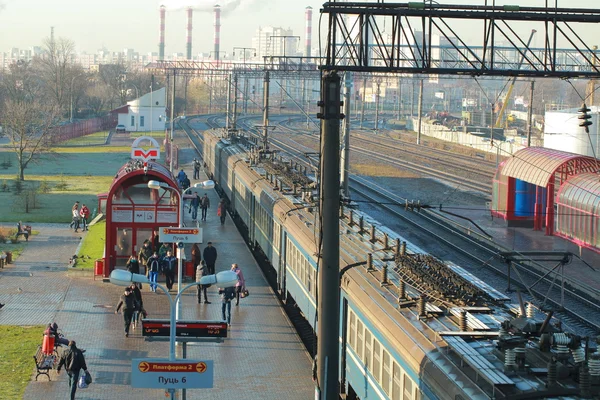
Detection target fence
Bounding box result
[49,114,118,144]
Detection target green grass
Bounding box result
[0,243,25,259]
[60,131,110,146]
[0,325,46,399]
[0,176,113,223]
[76,220,105,269]
[0,152,130,176]
[129,131,166,139]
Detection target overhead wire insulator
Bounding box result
[578,103,593,133]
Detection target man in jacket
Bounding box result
[57,340,88,400]
[115,287,136,337]
[195,261,211,304]
[219,286,235,325]
[138,241,152,272]
[79,204,90,231]
[193,158,200,179]
[190,192,200,221]
[200,193,210,221]
[202,242,217,275]
[162,250,177,291]
[146,252,161,292]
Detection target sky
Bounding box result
[0,0,598,55]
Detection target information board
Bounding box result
[131,358,213,389]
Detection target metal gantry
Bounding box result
[322,2,600,78]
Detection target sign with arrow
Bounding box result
[159,227,203,244]
[131,358,214,389]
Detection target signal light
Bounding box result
[578,103,592,133]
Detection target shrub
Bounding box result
[54,174,68,191]
[0,227,12,243]
[38,180,51,194]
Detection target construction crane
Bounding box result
[494,29,537,128]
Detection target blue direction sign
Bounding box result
[131,358,214,389]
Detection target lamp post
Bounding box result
[109,269,238,399]
[148,180,215,322]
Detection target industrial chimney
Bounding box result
[305,6,313,58]
[214,5,221,62]
[159,5,166,60]
[186,7,193,60]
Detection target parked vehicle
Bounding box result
[116,124,126,133]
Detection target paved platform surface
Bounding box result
[1,163,313,399]
[439,205,600,295]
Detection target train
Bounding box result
[198,126,599,400]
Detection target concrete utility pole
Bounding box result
[316,70,341,400]
[232,74,238,132]
[397,76,402,120]
[341,72,352,198]
[417,78,423,145]
[226,73,232,130]
[411,79,416,117]
[262,71,270,149]
[360,77,367,129]
[208,73,213,114]
[169,70,176,174]
[375,80,381,131]
[527,80,535,147]
[243,76,249,114]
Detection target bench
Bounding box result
[33,345,56,381]
[16,225,31,242]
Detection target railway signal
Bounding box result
[578,103,592,133]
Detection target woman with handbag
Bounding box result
[231,263,246,306]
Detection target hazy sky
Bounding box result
[0,0,598,54]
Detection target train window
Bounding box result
[349,311,356,348]
[372,340,381,382]
[382,349,391,395]
[364,330,372,371]
[392,361,402,400]
[403,373,414,400]
[356,320,364,361]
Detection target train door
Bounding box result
[279,231,287,299]
[250,196,256,247]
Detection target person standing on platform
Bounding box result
[138,241,152,274]
[151,230,160,253]
[115,287,136,337]
[56,340,88,400]
[71,203,81,232]
[177,168,187,188]
[130,283,144,328]
[69,201,79,230]
[193,158,200,180]
[191,243,201,270]
[147,252,161,292]
[231,263,246,306]
[195,261,211,304]
[203,242,217,275]
[126,253,141,289]
[79,203,90,231]
[190,192,200,221]
[159,242,171,258]
[217,199,227,225]
[162,250,177,291]
[219,285,235,325]
[200,193,210,221]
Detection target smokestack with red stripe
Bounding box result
[214,5,221,62]
[305,6,313,58]
[159,5,166,60]
[186,7,193,60]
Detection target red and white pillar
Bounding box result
[186,7,193,60]
[305,6,313,58]
[214,5,221,62]
[159,5,166,60]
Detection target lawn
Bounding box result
[129,131,166,139]
[0,175,113,223]
[60,131,110,146]
[0,151,130,176]
[76,220,105,269]
[0,325,45,399]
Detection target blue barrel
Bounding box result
[514,179,535,217]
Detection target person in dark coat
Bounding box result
[130,283,144,327]
[202,242,217,275]
[219,286,235,325]
[195,261,211,304]
[162,250,177,291]
[57,340,88,400]
[115,287,136,337]
[151,230,160,253]
[200,193,210,221]
[126,253,142,289]
[217,199,227,225]
[138,241,152,269]
[193,158,200,180]
[190,192,200,221]
[191,243,201,270]
[146,251,161,292]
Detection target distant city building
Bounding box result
[252,26,299,60]
[114,87,166,132]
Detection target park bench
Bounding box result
[15,224,32,242]
[33,345,56,381]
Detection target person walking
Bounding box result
[231,263,246,306]
[146,251,161,292]
[126,253,141,289]
[79,203,90,231]
[177,168,187,188]
[193,158,200,180]
[191,243,201,270]
[162,250,177,291]
[190,192,200,221]
[57,340,88,400]
[219,285,235,325]
[115,287,136,337]
[130,283,144,328]
[71,204,81,233]
[195,261,211,304]
[200,193,210,221]
[217,199,227,225]
[69,202,79,230]
[203,242,217,275]
[151,230,160,253]
[138,241,152,275]
[159,242,171,258]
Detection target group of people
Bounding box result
[189,192,211,221]
[68,201,90,233]
[114,283,145,337]
[176,168,191,191]
[196,261,246,326]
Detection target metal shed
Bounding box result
[491,147,598,235]
[556,173,600,252]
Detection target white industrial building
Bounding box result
[252,26,299,59]
[116,87,166,132]
[544,106,600,157]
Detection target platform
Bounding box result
[20,161,314,399]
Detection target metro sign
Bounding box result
[131,136,161,161]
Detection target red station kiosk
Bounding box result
[97,136,181,278]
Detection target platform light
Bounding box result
[578,103,592,133]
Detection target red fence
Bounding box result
[49,114,118,144]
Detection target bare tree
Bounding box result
[1,61,59,180]
[34,37,75,114]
